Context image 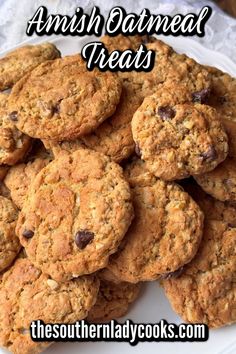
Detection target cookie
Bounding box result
[0,258,99,354]
[87,279,141,323]
[5,147,52,209]
[47,83,143,162]
[43,38,211,163]
[207,65,236,122]
[0,165,8,181]
[0,42,61,91]
[16,149,134,282]
[101,34,148,52]
[162,216,236,328]
[181,178,236,225]
[131,86,228,180]
[0,93,31,166]
[9,54,122,141]
[0,196,21,272]
[194,119,236,201]
[107,158,204,283]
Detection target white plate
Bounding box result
[1,35,236,354]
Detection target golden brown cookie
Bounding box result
[0,93,31,166]
[0,42,61,91]
[16,149,134,282]
[44,38,211,163]
[101,34,148,52]
[132,86,228,180]
[0,258,99,354]
[87,279,141,323]
[107,158,204,283]
[207,65,236,122]
[5,147,52,209]
[0,196,21,272]
[9,54,122,141]
[162,217,236,328]
[194,119,236,201]
[181,178,236,225]
[47,84,143,162]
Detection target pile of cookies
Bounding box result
[0,34,235,354]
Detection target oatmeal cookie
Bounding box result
[0,258,99,354]
[0,196,21,272]
[132,87,228,180]
[194,119,236,201]
[5,147,52,209]
[162,217,236,328]
[207,65,236,122]
[0,93,31,165]
[87,279,141,323]
[9,54,122,141]
[16,149,133,282]
[0,42,61,91]
[107,158,204,283]
[181,178,236,225]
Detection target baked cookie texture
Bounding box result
[162,186,236,328]
[16,149,134,282]
[9,54,122,141]
[4,146,52,209]
[0,196,21,272]
[107,158,204,283]
[181,178,236,225]
[0,258,99,354]
[132,86,228,180]
[87,279,141,323]
[0,93,31,166]
[194,119,236,201]
[101,34,148,52]
[0,43,61,91]
[46,37,211,163]
[207,65,236,122]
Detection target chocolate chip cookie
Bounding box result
[132,86,228,180]
[0,258,99,353]
[47,84,143,162]
[107,158,204,283]
[9,54,122,141]
[87,279,141,323]
[0,93,31,165]
[195,119,236,201]
[181,178,236,225]
[0,196,21,272]
[0,42,61,91]
[16,149,134,282]
[207,65,236,122]
[44,38,211,163]
[162,215,236,328]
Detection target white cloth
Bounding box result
[0,0,236,60]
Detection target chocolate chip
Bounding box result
[200,146,217,161]
[22,229,34,239]
[135,143,141,157]
[161,267,184,280]
[52,104,60,114]
[192,88,210,104]
[75,230,94,249]
[218,96,227,104]
[9,111,18,122]
[228,223,236,228]
[158,106,175,120]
